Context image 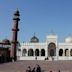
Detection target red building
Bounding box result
[0,39,11,63]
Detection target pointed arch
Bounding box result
[70,49,72,56]
[48,42,56,56]
[65,49,69,56]
[28,49,34,56]
[22,49,27,56]
[41,49,45,56]
[59,49,63,56]
[35,49,39,56]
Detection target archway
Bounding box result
[65,49,69,56]
[59,49,63,56]
[22,49,27,56]
[35,49,39,56]
[28,49,34,56]
[41,49,45,56]
[70,49,72,56]
[48,42,56,56]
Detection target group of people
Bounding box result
[26,64,61,72]
[26,64,41,72]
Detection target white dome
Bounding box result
[65,36,72,43]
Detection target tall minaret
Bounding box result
[11,9,20,61]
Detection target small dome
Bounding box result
[65,36,72,43]
[2,39,11,45]
[30,35,39,43]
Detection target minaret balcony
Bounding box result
[12,28,19,31]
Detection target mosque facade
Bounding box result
[17,34,72,60]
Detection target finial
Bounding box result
[13,8,20,20]
[34,33,36,36]
[17,8,19,11]
[14,8,20,16]
[50,30,55,35]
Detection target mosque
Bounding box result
[17,33,72,60]
[0,10,72,63]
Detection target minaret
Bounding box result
[11,9,20,61]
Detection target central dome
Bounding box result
[30,35,39,43]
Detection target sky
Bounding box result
[0,0,72,42]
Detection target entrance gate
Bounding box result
[48,42,56,57]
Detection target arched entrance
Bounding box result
[65,49,69,56]
[59,49,63,56]
[70,49,72,56]
[48,42,56,57]
[35,49,39,56]
[41,49,45,56]
[28,49,34,56]
[22,49,27,56]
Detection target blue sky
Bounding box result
[0,0,72,42]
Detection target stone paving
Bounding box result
[0,60,72,72]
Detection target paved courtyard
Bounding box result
[0,60,72,72]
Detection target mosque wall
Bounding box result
[17,34,72,61]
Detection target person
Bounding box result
[50,71,52,72]
[35,56,37,60]
[58,70,60,72]
[26,66,31,72]
[36,64,41,72]
[32,67,35,72]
